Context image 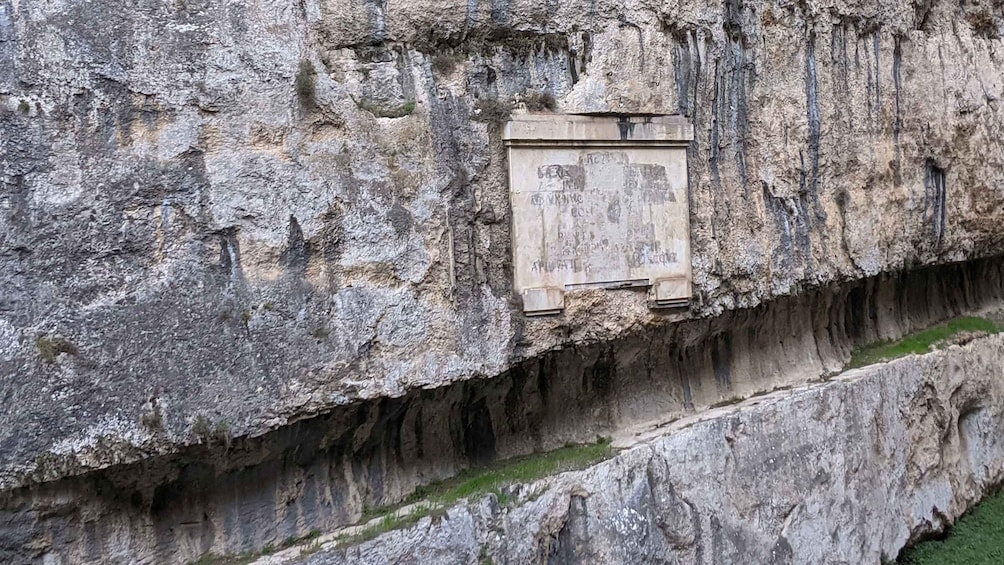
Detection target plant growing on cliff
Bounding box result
[36,335,78,363]
[966,10,999,39]
[848,316,1001,369]
[523,91,556,112]
[898,487,1004,563]
[472,98,513,125]
[431,52,465,75]
[354,437,615,532]
[354,97,417,118]
[192,415,232,447]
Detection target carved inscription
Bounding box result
[510,146,690,291]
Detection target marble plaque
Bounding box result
[504,114,693,314]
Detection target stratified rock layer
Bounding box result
[4,0,1004,493]
[296,334,1004,565]
[1,259,1001,563]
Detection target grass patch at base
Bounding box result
[848,316,1000,369]
[348,438,615,542]
[426,437,613,506]
[898,488,1004,564]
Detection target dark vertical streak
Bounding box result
[805,31,825,222]
[873,33,881,124]
[892,36,903,186]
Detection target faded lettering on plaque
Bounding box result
[511,147,690,291]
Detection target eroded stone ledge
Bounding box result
[3,257,1004,563]
[290,334,1004,564]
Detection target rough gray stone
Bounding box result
[290,335,1004,565]
[3,0,1004,548]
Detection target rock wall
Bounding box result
[3,0,1004,534]
[2,257,1002,564]
[301,333,1004,565]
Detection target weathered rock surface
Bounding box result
[6,0,1004,562]
[284,334,1004,565]
[4,0,1004,494]
[1,259,1001,564]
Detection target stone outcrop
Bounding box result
[1,258,1002,563]
[4,0,1004,561]
[4,0,1004,494]
[290,334,1004,564]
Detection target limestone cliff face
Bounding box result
[2,0,1004,489]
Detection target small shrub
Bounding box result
[472,98,514,125]
[17,100,30,114]
[524,91,556,112]
[213,420,232,446]
[36,335,78,363]
[296,60,317,108]
[355,98,417,118]
[431,52,465,75]
[192,415,212,441]
[967,10,999,38]
[140,402,163,430]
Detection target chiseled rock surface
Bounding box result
[291,335,1004,564]
[3,0,1004,489]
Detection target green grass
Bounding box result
[338,504,445,546]
[189,440,614,562]
[344,438,614,545]
[408,437,613,507]
[187,530,322,564]
[899,488,1004,564]
[354,98,417,118]
[848,316,1000,369]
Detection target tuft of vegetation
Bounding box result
[431,52,465,75]
[295,59,317,108]
[337,504,446,547]
[188,552,257,565]
[708,396,744,409]
[847,316,1001,369]
[187,529,323,565]
[17,99,31,114]
[356,437,615,531]
[419,436,612,507]
[192,440,615,562]
[966,10,999,39]
[355,98,417,119]
[898,488,1004,564]
[192,415,212,441]
[191,415,231,446]
[279,529,321,550]
[523,91,556,112]
[471,98,514,125]
[36,335,78,364]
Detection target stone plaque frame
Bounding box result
[504,114,694,315]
